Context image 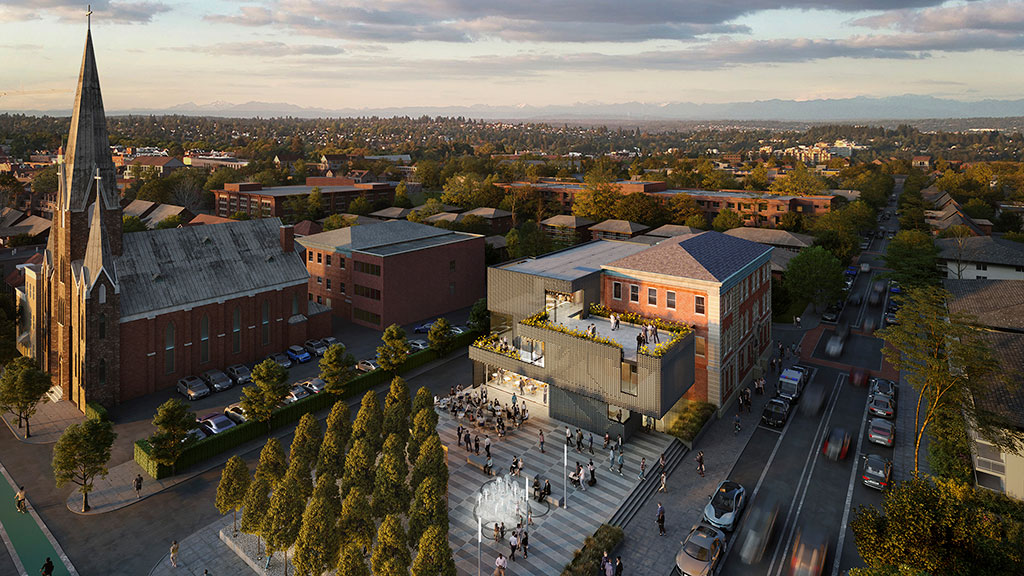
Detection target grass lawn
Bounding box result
[773,296,810,324]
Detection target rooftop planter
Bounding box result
[521,311,623,349]
[589,303,692,358]
[471,333,520,359]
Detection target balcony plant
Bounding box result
[521,311,623,349]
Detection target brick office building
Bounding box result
[213,177,395,219]
[21,29,329,412]
[297,220,485,330]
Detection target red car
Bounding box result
[822,427,851,461]
[849,367,869,388]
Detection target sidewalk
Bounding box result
[1,399,84,445]
[0,459,79,576]
[72,349,470,515]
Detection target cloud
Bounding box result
[0,0,171,24]
[852,0,1024,33]
[184,41,345,57]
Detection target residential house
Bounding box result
[936,236,1024,280]
[590,219,650,241]
[540,215,594,247]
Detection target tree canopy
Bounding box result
[0,355,51,438]
[52,417,116,512]
[784,246,844,309]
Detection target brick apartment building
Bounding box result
[496,179,667,213]
[213,176,395,219]
[652,190,839,228]
[297,220,485,330]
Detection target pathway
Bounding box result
[0,460,79,576]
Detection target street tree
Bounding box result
[147,398,197,475]
[255,437,288,487]
[372,515,411,576]
[884,229,939,287]
[289,413,322,497]
[878,286,1024,473]
[293,472,342,576]
[339,486,375,553]
[408,406,439,463]
[427,317,454,356]
[412,525,457,576]
[571,171,620,221]
[784,246,844,310]
[317,401,351,479]
[408,476,448,546]
[239,474,272,557]
[777,211,803,232]
[712,208,744,232]
[336,542,370,576]
[411,433,448,489]
[241,358,288,429]
[809,211,858,264]
[341,438,376,496]
[0,356,51,437]
[264,464,307,576]
[376,323,410,373]
[52,417,116,512]
[348,195,372,215]
[319,343,356,395]
[352,390,383,453]
[215,455,251,534]
[384,377,411,428]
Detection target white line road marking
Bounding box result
[831,396,871,576]
[767,372,845,576]
[756,424,784,434]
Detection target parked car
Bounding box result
[185,427,208,443]
[451,325,468,335]
[357,359,380,372]
[703,480,746,531]
[303,378,327,394]
[884,312,898,325]
[868,418,895,447]
[200,369,233,392]
[778,369,805,404]
[867,394,896,419]
[761,398,790,428]
[676,524,726,576]
[413,321,436,334]
[321,336,342,348]
[886,301,901,313]
[821,303,842,323]
[869,378,898,400]
[861,454,894,491]
[268,353,292,369]
[198,413,236,435]
[790,528,828,576]
[225,364,251,385]
[738,500,779,565]
[889,281,902,294]
[822,427,851,461]
[224,402,248,424]
[176,376,210,401]
[304,339,328,357]
[790,364,811,383]
[407,339,429,352]
[859,239,870,250]
[286,344,312,363]
[283,385,311,404]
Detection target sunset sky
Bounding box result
[2,0,1023,112]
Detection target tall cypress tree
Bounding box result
[255,437,287,487]
[317,401,351,480]
[372,445,410,519]
[239,475,271,557]
[351,390,383,454]
[341,437,376,496]
[292,473,342,576]
[408,476,448,547]
[339,486,375,554]
[336,542,370,576]
[264,464,307,576]
[411,433,448,489]
[289,413,322,498]
[372,515,411,576]
[412,525,457,576]
[408,407,439,463]
[215,455,251,534]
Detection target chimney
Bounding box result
[280,225,294,253]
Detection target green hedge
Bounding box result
[85,401,109,421]
[667,401,717,443]
[135,330,481,479]
[561,524,624,576]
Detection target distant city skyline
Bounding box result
[1,0,1023,114]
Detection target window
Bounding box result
[292,294,299,315]
[339,259,346,270]
[648,287,657,306]
[353,307,381,325]
[354,261,381,276]
[326,279,332,291]
[326,255,332,266]
[317,295,323,304]
[354,284,382,300]
[98,313,106,339]
[317,252,322,264]
[620,362,638,396]
[232,307,241,354]
[976,263,987,271]
[325,298,332,307]
[261,300,270,346]
[164,322,175,374]
[308,251,313,262]
[630,285,639,303]
[695,336,706,357]
[450,260,456,272]
[613,282,622,300]
[666,291,676,310]
[316,276,322,284]
[695,295,706,315]
[98,284,106,304]
[341,283,346,294]
[98,359,106,386]
[450,281,456,295]
[200,314,210,363]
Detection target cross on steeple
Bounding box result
[87,4,92,30]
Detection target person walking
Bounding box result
[604,557,615,576]
[617,451,624,475]
[588,459,596,486]
[638,457,647,480]
[588,433,594,454]
[133,474,144,499]
[603,432,610,450]
[578,463,587,491]
[616,434,623,451]
[576,428,583,452]
[40,557,54,576]
[696,451,705,477]
[734,412,742,435]
[659,471,667,493]
[615,556,624,576]
[609,447,616,471]
[656,502,666,536]
[539,430,545,453]
[652,324,660,344]
[485,435,492,458]
[509,532,519,561]
[565,426,572,447]
[521,528,529,559]
[170,540,179,568]
[475,435,481,455]
[14,486,26,513]
[494,553,507,576]
[493,523,501,543]
[457,424,463,447]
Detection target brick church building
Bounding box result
[22,29,330,412]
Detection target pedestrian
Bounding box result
[565,426,572,447]
[656,502,666,536]
[603,432,610,450]
[457,424,463,446]
[796,315,802,328]
[652,323,660,344]
[578,463,586,491]
[494,553,507,576]
[745,388,753,413]
[588,459,596,486]
[14,486,26,513]
[493,523,501,543]
[588,433,594,454]
[475,435,480,455]
[465,430,473,451]
[601,551,610,573]
[636,332,644,350]
[659,471,667,493]
[616,434,623,451]
[604,557,615,576]
[638,457,647,480]
[539,430,545,453]
[617,451,624,475]
[484,456,493,476]
[133,474,144,499]
[576,428,583,452]
[509,532,519,561]
[738,393,745,413]
[485,435,492,458]
[696,451,705,477]
[511,392,517,407]
[41,557,54,576]
[609,447,616,471]
[734,412,742,434]
[170,540,179,568]
[521,528,529,558]
[615,556,624,576]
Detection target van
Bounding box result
[777,368,804,403]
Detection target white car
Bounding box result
[198,413,237,435]
[407,339,429,352]
[357,359,380,372]
[303,378,327,394]
[283,385,311,404]
[224,402,248,424]
[176,376,210,401]
[703,480,746,531]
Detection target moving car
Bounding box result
[861,454,894,491]
[200,369,233,392]
[790,529,828,576]
[867,394,896,419]
[822,427,851,461]
[801,383,826,416]
[761,398,790,428]
[869,280,887,305]
[413,321,436,333]
[268,353,292,369]
[869,378,898,400]
[357,359,380,372]
[738,500,779,565]
[849,292,863,306]
[225,364,251,385]
[283,385,311,404]
[303,378,327,394]
[286,344,312,363]
[826,323,849,359]
[224,403,248,424]
[849,367,869,388]
[676,524,726,576]
[703,480,746,531]
[868,418,895,447]
[176,376,210,401]
[198,413,237,435]
[304,339,328,357]
[407,339,429,352]
[860,262,871,272]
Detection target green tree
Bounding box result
[155,214,184,230]
[614,192,668,227]
[348,195,372,215]
[684,213,708,229]
[321,213,351,230]
[255,437,288,487]
[52,418,116,512]
[712,208,744,232]
[505,219,547,259]
[468,298,489,333]
[339,486,375,553]
[336,542,370,576]
[148,399,197,474]
[293,472,342,576]
[884,230,938,287]
[784,246,844,309]
[744,164,770,191]
[241,359,289,429]
[306,187,324,220]
[239,474,271,557]
[427,317,454,356]
[264,463,307,575]
[393,181,413,208]
[341,438,376,496]
[411,433,448,489]
[31,166,58,197]
[372,515,411,576]
[372,440,411,518]
[318,343,356,395]
[809,211,858,264]
[204,167,241,192]
[383,376,411,439]
[408,475,448,546]
[776,211,803,232]
[122,215,148,233]
[842,200,877,235]
[668,194,701,224]
[408,407,439,464]
[317,401,351,479]
[352,391,383,454]
[770,163,827,196]
[412,525,457,576]
[0,356,51,437]
[289,413,322,498]
[441,173,502,208]
[571,170,620,221]
[412,387,434,416]
[215,455,251,534]
[228,210,251,221]
[137,177,172,203]
[376,323,410,373]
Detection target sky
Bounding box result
[1,0,1023,112]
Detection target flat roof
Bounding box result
[500,240,648,282]
[359,233,475,257]
[653,189,833,201]
[226,185,364,198]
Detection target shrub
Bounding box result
[561,524,624,576]
[85,401,109,421]
[667,401,717,443]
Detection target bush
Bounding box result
[561,524,624,576]
[85,401,109,421]
[667,401,717,443]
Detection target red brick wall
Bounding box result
[304,249,350,318]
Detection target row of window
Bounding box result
[307,250,346,269]
[353,307,381,325]
[612,281,703,315]
[354,261,381,276]
[354,284,382,300]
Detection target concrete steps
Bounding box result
[608,436,687,528]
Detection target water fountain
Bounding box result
[475,474,530,527]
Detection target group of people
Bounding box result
[635,322,661,349]
[493,522,530,562]
[569,459,597,490]
[566,426,595,454]
[532,476,553,502]
[736,387,754,414]
[600,552,624,576]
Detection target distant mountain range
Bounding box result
[9,94,1024,122]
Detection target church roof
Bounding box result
[82,202,118,292]
[115,218,309,320]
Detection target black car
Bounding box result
[761,398,790,428]
[869,377,898,400]
[821,303,842,323]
